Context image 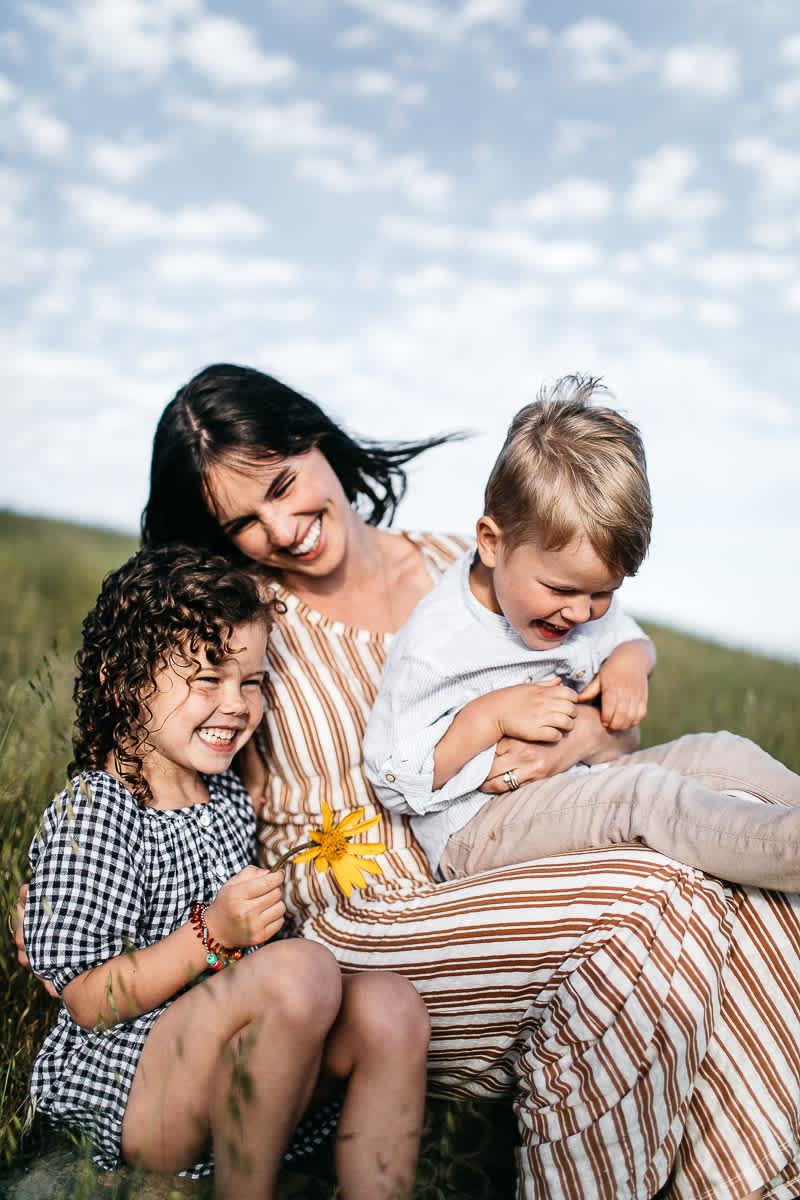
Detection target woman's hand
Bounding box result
[480,703,638,793]
[12,883,59,997]
[205,865,286,948]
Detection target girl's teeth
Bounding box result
[291,517,321,556]
[199,729,236,745]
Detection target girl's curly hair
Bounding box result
[70,544,273,805]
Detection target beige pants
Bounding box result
[439,731,800,890]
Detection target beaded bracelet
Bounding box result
[189,901,243,971]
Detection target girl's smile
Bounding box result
[133,620,267,801]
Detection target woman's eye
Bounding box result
[271,474,295,499]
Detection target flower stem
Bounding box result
[269,841,316,873]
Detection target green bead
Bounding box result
[206,952,218,967]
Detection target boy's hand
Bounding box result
[494,678,579,744]
[206,865,286,948]
[578,638,655,731]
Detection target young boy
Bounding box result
[364,375,800,885]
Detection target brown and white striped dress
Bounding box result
[258,531,800,1200]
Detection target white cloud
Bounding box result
[151,247,300,288]
[731,136,800,200]
[554,119,610,157]
[337,24,378,50]
[24,0,293,91]
[692,297,741,327]
[525,24,551,49]
[519,177,614,224]
[179,14,296,89]
[343,0,522,41]
[23,0,193,77]
[297,150,449,206]
[0,71,18,104]
[382,215,602,271]
[779,32,800,66]
[692,249,793,290]
[662,44,739,98]
[771,74,800,112]
[15,98,70,156]
[560,18,650,83]
[64,185,268,241]
[626,145,723,224]
[173,95,450,207]
[344,67,427,104]
[488,66,519,91]
[88,135,170,183]
[171,95,375,158]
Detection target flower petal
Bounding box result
[331,857,355,897]
[292,846,321,864]
[336,808,367,832]
[345,842,386,857]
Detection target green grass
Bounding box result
[1,509,799,1197]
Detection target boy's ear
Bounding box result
[475,515,501,568]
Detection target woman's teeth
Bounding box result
[291,516,321,557]
[198,728,237,746]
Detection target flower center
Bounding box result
[318,830,349,861]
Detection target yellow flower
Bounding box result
[289,803,386,897]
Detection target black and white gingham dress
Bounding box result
[24,768,340,1176]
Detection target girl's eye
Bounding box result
[242,678,264,689]
[194,675,219,686]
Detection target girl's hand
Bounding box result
[480,704,639,793]
[205,865,286,948]
[12,883,59,998]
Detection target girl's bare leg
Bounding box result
[122,939,342,1200]
[324,972,430,1200]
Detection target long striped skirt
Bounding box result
[262,822,800,1200]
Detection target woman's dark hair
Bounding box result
[71,544,273,805]
[141,363,460,556]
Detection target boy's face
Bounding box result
[140,620,267,788]
[474,517,624,652]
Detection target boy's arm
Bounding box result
[62,867,285,1030]
[433,680,579,789]
[579,637,656,731]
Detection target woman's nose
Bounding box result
[257,504,296,548]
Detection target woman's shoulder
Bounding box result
[402,531,471,575]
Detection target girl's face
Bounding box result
[139,620,267,788]
[204,448,355,577]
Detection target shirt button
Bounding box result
[215,862,227,879]
[385,772,396,783]
[575,669,586,679]
[525,674,534,684]
[199,812,211,828]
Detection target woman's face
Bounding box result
[204,448,355,575]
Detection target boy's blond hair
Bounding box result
[484,375,652,577]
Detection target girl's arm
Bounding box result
[63,866,286,1030]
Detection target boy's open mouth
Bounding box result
[535,619,570,640]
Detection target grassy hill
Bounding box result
[1,509,799,1196]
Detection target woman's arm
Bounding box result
[62,866,286,1030]
[480,702,638,794]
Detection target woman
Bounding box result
[22,362,800,1199]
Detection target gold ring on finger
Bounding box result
[503,769,520,792]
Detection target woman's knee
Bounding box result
[235,938,342,1033]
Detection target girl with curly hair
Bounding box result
[22,544,429,1200]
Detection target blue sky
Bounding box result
[2,0,799,661]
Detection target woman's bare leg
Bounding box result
[324,972,430,1200]
[122,939,342,1200]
